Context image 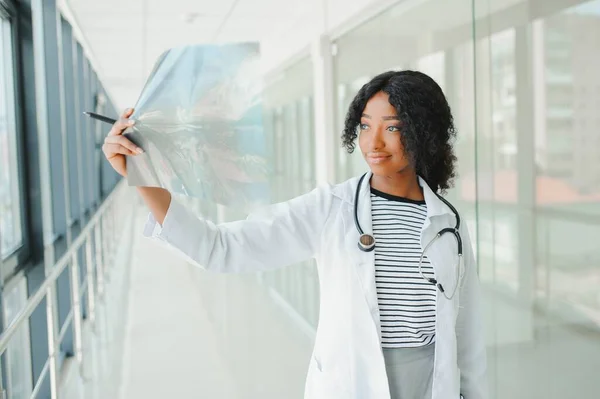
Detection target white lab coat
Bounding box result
[143,172,488,399]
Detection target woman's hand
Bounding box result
[102,108,144,177]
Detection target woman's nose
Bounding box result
[369,127,385,149]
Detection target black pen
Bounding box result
[83,111,117,125]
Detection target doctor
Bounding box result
[103,70,487,399]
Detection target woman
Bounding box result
[103,70,487,399]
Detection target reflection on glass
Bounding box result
[0,17,22,258]
[475,1,600,398]
[534,0,600,364]
[173,60,323,398]
[260,57,319,330]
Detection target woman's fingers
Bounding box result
[108,108,136,136]
[108,117,135,136]
[101,108,138,177]
[102,143,139,157]
[104,135,144,154]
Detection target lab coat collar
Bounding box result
[331,171,455,220]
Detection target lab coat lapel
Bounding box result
[336,173,459,339]
[342,172,381,335]
[419,177,459,296]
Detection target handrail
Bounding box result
[30,359,50,399]
[0,181,125,353]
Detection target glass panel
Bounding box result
[333,0,477,192]
[3,279,33,399]
[60,17,81,222]
[475,0,600,397]
[334,0,600,397]
[175,56,319,397]
[0,16,23,258]
[332,0,480,282]
[263,57,315,202]
[261,57,319,329]
[76,43,90,212]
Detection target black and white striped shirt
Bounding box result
[371,187,436,348]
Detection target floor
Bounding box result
[117,212,313,399]
[60,208,600,399]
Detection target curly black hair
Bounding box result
[341,70,457,193]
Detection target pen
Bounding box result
[83,112,117,125]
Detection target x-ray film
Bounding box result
[125,43,270,209]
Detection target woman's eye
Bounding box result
[359,123,369,130]
[387,126,401,132]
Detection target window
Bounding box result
[0,11,23,259]
[3,278,33,398]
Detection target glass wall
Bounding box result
[475,2,600,397]
[0,0,120,397]
[178,56,320,398]
[2,279,33,399]
[191,56,319,339]
[0,8,23,259]
[261,56,320,329]
[332,0,600,397]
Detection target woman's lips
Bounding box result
[367,155,392,164]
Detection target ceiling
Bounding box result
[61,0,590,111]
[62,0,382,111]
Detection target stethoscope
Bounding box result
[354,173,464,300]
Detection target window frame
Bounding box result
[0,0,31,284]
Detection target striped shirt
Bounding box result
[371,187,436,348]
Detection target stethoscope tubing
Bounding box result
[354,172,464,299]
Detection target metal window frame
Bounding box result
[0,0,31,286]
[71,33,86,225]
[82,57,94,212]
[0,180,127,399]
[30,0,64,396]
[55,6,72,248]
[74,42,89,220]
[58,17,80,227]
[0,7,23,258]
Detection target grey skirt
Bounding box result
[383,343,435,399]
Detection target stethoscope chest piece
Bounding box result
[358,234,376,252]
[353,172,464,300]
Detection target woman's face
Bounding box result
[358,91,411,177]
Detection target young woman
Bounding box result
[103,70,487,399]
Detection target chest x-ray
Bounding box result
[125,43,270,209]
